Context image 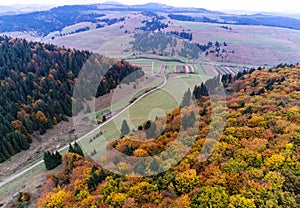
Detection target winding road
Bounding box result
[0,75,167,188]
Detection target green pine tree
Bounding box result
[120,120,130,136]
[180,88,191,108]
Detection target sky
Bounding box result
[0,0,299,13]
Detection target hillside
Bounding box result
[0,5,104,35]
[1,3,300,37]
[35,64,300,207]
[1,3,300,66]
[168,13,300,30]
[0,36,143,163]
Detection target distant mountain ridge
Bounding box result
[0,4,54,16]
[0,2,300,36]
[0,5,104,35]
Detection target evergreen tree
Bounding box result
[150,157,161,173]
[54,151,62,165]
[43,151,62,170]
[73,142,84,157]
[144,120,157,139]
[124,145,134,156]
[68,142,84,157]
[120,120,130,136]
[180,88,191,108]
[68,143,74,153]
[134,158,146,175]
[87,167,107,191]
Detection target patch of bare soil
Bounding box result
[0,120,75,177]
[0,74,161,206]
[0,74,158,177]
[94,74,157,112]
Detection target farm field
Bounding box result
[37,14,300,67]
[4,9,300,67]
[128,57,249,77]
[0,55,247,203]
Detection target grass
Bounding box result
[94,109,111,119]
[0,56,218,203]
[0,162,44,201]
[129,58,248,77]
[0,68,214,205]
[127,53,189,63]
[129,58,206,75]
[0,147,69,202]
[80,74,210,158]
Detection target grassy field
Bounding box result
[43,15,300,66]
[170,20,300,66]
[0,54,233,204]
[128,56,250,77]
[0,147,68,203]
[80,74,210,159]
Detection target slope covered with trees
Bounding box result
[37,64,300,207]
[0,5,105,35]
[0,36,143,163]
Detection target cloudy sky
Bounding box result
[0,0,298,13]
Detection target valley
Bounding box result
[0,1,299,207]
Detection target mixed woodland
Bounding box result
[0,36,143,163]
[36,64,300,207]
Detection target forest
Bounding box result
[0,5,105,35]
[0,36,143,163]
[131,31,228,59]
[36,64,300,207]
[130,32,176,54]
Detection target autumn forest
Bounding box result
[36,64,300,207]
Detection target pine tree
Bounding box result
[54,151,62,165]
[4,139,16,155]
[124,145,134,156]
[150,157,161,172]
[43,151,62,170]
[120,120,130,136]
[68,143,74,153]
[134,158,146,175]
[44,151,54,170]
[180,88,191,108]
[145,120,156,139]
[73,142,84,157]
[68,142,84,157]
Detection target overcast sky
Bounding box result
[0,0,299,13]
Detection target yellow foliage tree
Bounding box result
[264,154,285,170]
[133,148,149,157]
[174,169,200,194]
[37,189,72,208]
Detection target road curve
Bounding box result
[0,75,167,188]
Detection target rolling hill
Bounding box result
[0,3,300,206]
[35,64,300,207]
[1,3,300,66]
[1,3,300,36]
[0,36,143,164]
